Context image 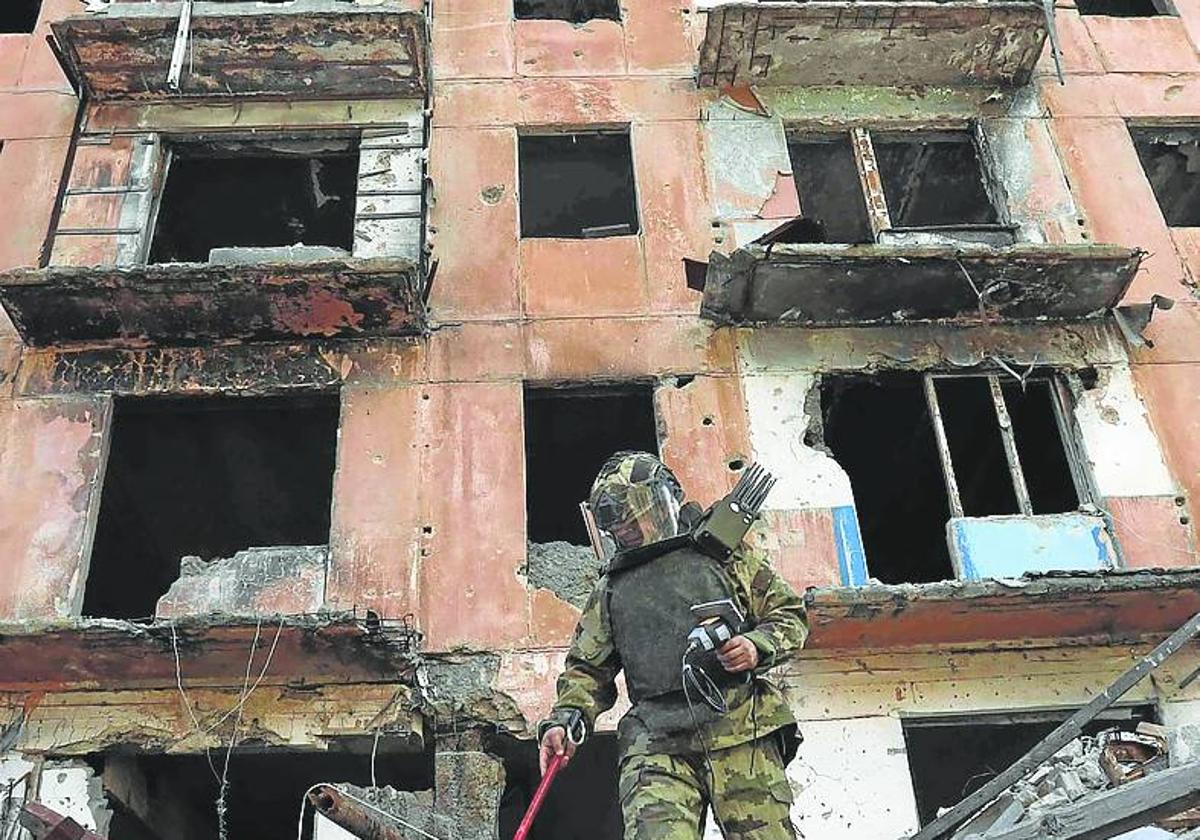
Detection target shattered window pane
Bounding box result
[874,131,998,228]
[514,0,621,23]
[1131,129,1200,226]
[0,1,40,34]
[518,132,639,239]
[787,133,874,244]
[150,142,359,263]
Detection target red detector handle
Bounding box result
[514,752,566,840]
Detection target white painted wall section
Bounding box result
[1161,698,1200,767]
[0,753,35,840]
[743,372,855,510]
[1074,366,1176,498]
[790,716,921,840]
[37,761,112,836]
[315,813,359,840]
[705,100,791,224]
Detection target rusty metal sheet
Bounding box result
[0,259,427,347]
[51,9,427,101]
[697,1,1047,88]
[803,567,1200,650]
[700,243,1142,326]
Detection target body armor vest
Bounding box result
[607,543,739,703]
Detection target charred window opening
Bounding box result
[150,139,359,264]
[903,708,1155,826]
[496,733,622,840]
[0,1,40,33]
[874,131,998,228]
[91,744,430,840]
[1076,0,1165,15]
[787,133,873,244]
[822,372,1085,584]
[514,0,621,23]
[821,374,955,584]
[518,132,639,238]
[524,383,658,546]
[1131,128,1200,226]
[83,394,339,620]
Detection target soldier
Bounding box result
[537,451,809,840]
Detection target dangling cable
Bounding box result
[681,646,730,838]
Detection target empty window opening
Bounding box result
[903,708,1155,826]
[821,374,955,584]
[514,0,620,23]
[84,394,340,619]
[496,733,622,840]
[90,742,430,840]
[150,139,358,263]
[1076,0,1163,15]
[1131,128,1200,226]
[0,1,40,33]
[874,131,998,228]
[787,133,873,244]
[524,383,658,546]
[518,132,639,238]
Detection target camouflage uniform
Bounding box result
[542,543,808,840]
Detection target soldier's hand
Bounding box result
[718,635,759,673]
[539,726,577,776]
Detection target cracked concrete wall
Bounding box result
[155,545,328,619]
[524,542,603,610]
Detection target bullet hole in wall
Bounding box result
[1131,129,1200,226]
[518,132,639,239]
[0,1,40,33]
[84,394,340,619]
[150,140,359,263]
[514,0,620,23]
[524,383,658,545]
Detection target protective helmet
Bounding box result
[589,452,685,552]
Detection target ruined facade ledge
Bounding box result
[803,567,1200,651]
[697,0,1047,88]
[51,2,428,101]
[700,243,1142,327]
[0,613,420,691]
[0,258,427,348]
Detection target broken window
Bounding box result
[497,733,623,840]
[524,383,658,548]
[1076,0,1165,15]
[787,133,874,244]
[0,1,40,33]
[514,0,621,23]
[518,132,639,239]
[903,708,1156,826]
[93,744,430,840]
[1130,128,1200,226]
[83,394,340,620]
[821,372,1086,584]
[873,131,998,228]
[149,138,359,264]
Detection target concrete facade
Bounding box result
[0,0,1199,837]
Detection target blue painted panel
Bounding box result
[832,505,869,586]
[948,513,1114,581]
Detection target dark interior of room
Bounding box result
[518,133,639,238]
[0,1,40,34]
[903,708,1155,825]
[524,384,658,545]
[514,0,621,23]
[874,131,998,228]
[83,394,340,620]
[1131,130,1200,226]
[788,134,874,244]
[821,374,955,583]
[95,742,431,840]
[150,146,358,263]
[1074,0,1160,16]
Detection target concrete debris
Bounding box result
[422,654,528,735]
[155,545,328,619]
[208,245,352,265]
[525,541,604,609]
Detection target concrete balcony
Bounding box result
[697,0,1048,88]
[50,1,428,101]
[0,258,427,347]
[697,242,1141,326]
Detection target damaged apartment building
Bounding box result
[0,0,1199,837]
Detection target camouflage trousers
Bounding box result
[618,737,796,840]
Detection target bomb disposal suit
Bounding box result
[538,452,809,840]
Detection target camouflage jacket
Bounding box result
[543,544,809,756]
